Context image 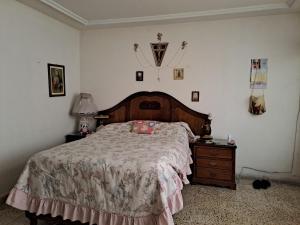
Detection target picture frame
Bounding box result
[48,64,66,97]
[191,91,199,102]
[173,68,184,80]
[136,71,144,81]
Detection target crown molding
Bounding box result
[88,3,290,27]
[40,0,88,25]
[34,0,297,28]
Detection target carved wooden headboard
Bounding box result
[96,91,211,135]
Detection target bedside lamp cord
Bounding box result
[238,94,300,183]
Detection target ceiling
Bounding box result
[18,0,300,29]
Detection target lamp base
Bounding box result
[79,117,93,135]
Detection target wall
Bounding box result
[294,99,300,176]
[0,0,80,196]
[81,14,300,179]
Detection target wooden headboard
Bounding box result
[96,91,211,136]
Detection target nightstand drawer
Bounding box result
[194,147,232,159]
[195,167,232,181]
[195,158,232,170]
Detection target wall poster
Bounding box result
[250,58,268,89]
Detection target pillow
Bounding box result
[131,120,156,134]
[96,125,104,132]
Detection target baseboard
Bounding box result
[0,193,8,206]
[238,174,300,186]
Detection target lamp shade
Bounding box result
[72,93,98,115]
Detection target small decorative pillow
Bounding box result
[131,120,156,134]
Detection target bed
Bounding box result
[6,91,211,225]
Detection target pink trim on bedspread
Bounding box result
[6,187,183,225]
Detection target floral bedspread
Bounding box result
[9,122,193,218]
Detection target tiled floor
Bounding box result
[1,179,300,225]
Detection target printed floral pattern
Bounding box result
[10,122,193,218]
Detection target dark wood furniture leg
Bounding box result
[25,211,38,225]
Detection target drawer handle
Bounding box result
[209,172,216,177]
[209,162,217,166]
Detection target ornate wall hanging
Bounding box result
[150,33,168,67]
[134,33,187,81]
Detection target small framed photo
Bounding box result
[136,71,144,81]
[191,91,199,102]
[48,64,65,97]
[173,68,184,80]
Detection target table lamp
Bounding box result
[72,93,98,135]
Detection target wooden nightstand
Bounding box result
[191,139,236,189]
[65,132,86,143]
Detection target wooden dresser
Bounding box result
[191,139,236,189]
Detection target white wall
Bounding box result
[81,14,300,179]
[294,99,300,176]
[0,0,80,196]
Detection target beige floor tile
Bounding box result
[9,214,30,225]
[0,204,23,225]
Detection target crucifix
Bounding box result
[150,33,168,67]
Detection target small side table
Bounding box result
[65,132,86,143]
[191,139,237,189]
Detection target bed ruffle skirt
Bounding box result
[6,187,184,225]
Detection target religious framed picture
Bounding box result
[136,71,144,81]
[191,91,199,102]
[48,64,66,97]
[173,68,184,80]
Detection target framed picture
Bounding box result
[48,64,65,97]
[136,71,144,81]
[173,68,184,80]
[191,91,199,102]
